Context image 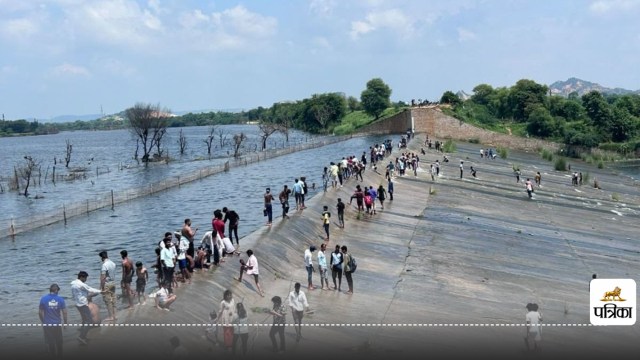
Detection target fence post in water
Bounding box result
[111,190,114,210]
[63,205,67,225]
[87,199,90,215]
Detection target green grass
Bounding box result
[611,193,620,201]
[541,148,554,161]
[497,147,509,159]
[333,107,407,135]
[582,172,590,184]
[442,139,457,153]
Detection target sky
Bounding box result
[1,0,640,120]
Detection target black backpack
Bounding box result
[349,255,357,273]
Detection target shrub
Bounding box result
[468,138,480,144]
[611,193,620,201]
[497,147,508,159]
[442,139,457,153]
[582,172,590,184]
[554,157,567,171]
[541,148,553,161]
[597,160,604,169]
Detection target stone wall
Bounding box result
[413,107,560,152]
[356,109,412,135]
[356,107,560,152]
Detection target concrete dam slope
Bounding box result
[5,134,639,360]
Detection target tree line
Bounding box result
[1,78,394,139]
[440,79,640,155]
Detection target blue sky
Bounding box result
[1,0,639,120]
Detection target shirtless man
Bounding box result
[181,219,198,271]
[120,250,135,309]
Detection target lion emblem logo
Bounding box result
[601,286,626,302]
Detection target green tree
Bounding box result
[471,84,494,105]
[508,79,548,122]
[440,91,461,106]
[347,96,361,112]
[360,78,391,119]
[527,105,557,138]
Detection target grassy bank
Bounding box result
[333,107,406,135]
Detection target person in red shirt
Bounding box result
[212,210,225,266]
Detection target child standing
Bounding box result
[321,205,331,241]
[135,261,148,305]
[336,198,345,229]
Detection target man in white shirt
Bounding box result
[241,249,264,296]
[70,271,102,344]
[160,238,175,293]
[317,243,328,290]
[200,231,214,264]
[99,251,117,322]
[177,235,191,284]
[288,282,309,343]
[304,246,316,290]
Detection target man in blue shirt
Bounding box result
[39,283,67,358]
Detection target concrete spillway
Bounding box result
[5,135,639,360]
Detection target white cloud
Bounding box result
[350,8,414,40]
[220,5,277,38]
[0,18,39,39]
[589,0,640,14]
[64,0,163,46]
[52,63,91,77]
[309,0,336,16]
[457,27,477,42]
[177,5,278,51]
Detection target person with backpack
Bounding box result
[341,245,354,294]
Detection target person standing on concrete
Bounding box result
[341,246,354,294]
[39,283,67,357]
[525,303,543,352]
[264,188,274,226]
[99,251,117,322]
[459,161,464,179]
[269,296,286,353]
[120,250,135,309]
[279,185,291,220]
[70,271,102,345]
[321,206,331,241]
[330,245,343,291]
[388,178,394,201]
[336,198,345,228]
[377,185,386,210]
[222,207,240,246]
[288,282,309,343]
[304,246,316,290]
[317,243,329,290]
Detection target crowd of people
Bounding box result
[38,135,404,357]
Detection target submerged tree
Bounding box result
[18,155,40,196]
[177,129,188,155]
[258,121,279,151]
[64,139,72,168]
[125,103,170,162]
[204,125,215,157]
[232,133,246,158]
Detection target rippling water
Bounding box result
[0,125,323,223]
[0,134,388,327]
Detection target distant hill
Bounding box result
[549,77,640,97]
[42,114,102,123]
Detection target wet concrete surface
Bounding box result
[4,135,639,360]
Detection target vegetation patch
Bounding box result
[442,139,457,153]
[497,147,509,159]
[554,157,567,171]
